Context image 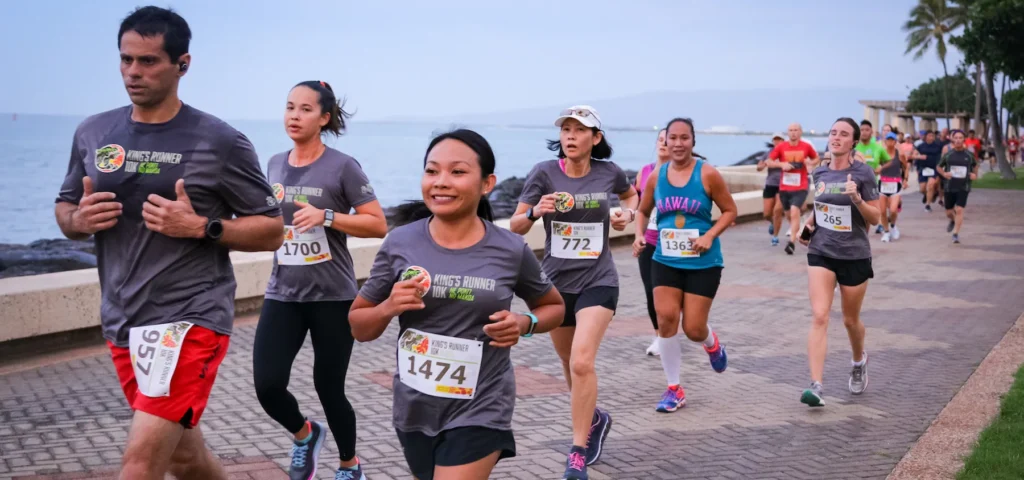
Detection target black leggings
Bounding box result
[253,299,357,461]
[638,243,658,331]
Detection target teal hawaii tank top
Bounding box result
[652,160,724,269]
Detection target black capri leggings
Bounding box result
[638,243,659,331]
[253,299,357,461]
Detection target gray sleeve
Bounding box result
[518,164,548,206]
[218,133,282,217]
[859,167,879,202]
[56,129,85,205]
[358,237,395,304]
[610,162,632,195]
[513,243,553,302]
[341,158,377,209]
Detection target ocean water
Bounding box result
[0,113,773,244]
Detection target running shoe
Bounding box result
[645,336,660,356]
[891,226,901,240]
[289,420,326,480]
[655,385,686,413]
[563,447,588,480]
[785,241,795,255]
[849,352,868,395]
[947,220,955,233]
[768,223,775,235]
[704,332,728,373]
[881,232,891,243]
[771,237,779,247]
[584,408,612,465]
[801,382,825,407]
[953,234,960,244]
[875,225,884,234]
[925,204,932,212]
[334,463,367,480]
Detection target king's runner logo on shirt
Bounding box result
[95,144,126,173]
[271,183,285,203]
[401,266,432,297]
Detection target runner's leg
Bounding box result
[307,301,360,470]
[953,205,965,235]
[840,281,868,363]
[432,451,501,480]
[568,306,613,448]
[772,196,784,241]
[654,285,684,410]
[807,266,838,383]
[168,425,228,480]
[119,410,186,480]
[550,327,575,390]
[253,300,311,436]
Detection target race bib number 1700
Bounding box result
[277,226,332,266]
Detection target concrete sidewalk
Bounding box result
[2,188,1023,480]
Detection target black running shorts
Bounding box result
[807,254,873,287]
[559,286,619,327]
[650,261,723,299]
[396,426,515,480]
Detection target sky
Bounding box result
[0,0,965,122]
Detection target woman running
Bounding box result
[349,129,565,480]
[636,117,738,413]
[633,128,669,356]
[756,133,786,246]
[253,80,388,480]
[878,132,909,243]
[797,117,881,407]
[510,105,638,480]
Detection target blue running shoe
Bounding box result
[771,237,779,247]
[289,420,326,480]
[768,223,775,235]
[334,463,367,480]
[704,333,728,373]
[563,447,588,479]
[584,408,612,465]
[655,386,686,413]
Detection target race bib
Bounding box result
[922,167,936,177]
[782,172,802,187]
[646,210,658,231]
[951,166,968,179]
[398,328,482,400]
[277,226,332,265]
[128,322,194,398]
[814,202,853,232]
[880,181,899,194]
[551,221,603,259]
[659,228,700,258]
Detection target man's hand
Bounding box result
[142,179,206,238]
[71,176,122,235]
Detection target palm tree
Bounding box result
[903,0,963,129]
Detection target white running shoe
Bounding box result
[646,336,661,356]
[881,232,891,243]
[890,226,900,240]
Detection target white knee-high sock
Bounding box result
[701,327,717,349]
[659,334,682,387]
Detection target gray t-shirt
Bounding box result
[518,160,632,294]
[763,152,782,187]
[359,218,552,435]
[264,148,377,303]
[56,105,282,347]
[808,161,879,260]
[938,149,978,193]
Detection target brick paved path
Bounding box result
[2,188,1023,480]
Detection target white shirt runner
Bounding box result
[128,322,195,397]
[398,328,483,400]
[277,226,332,266]
[551,221,603,259]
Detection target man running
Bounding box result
[938,130,979,244]
[766,123,819,255]
[915,131,944,212]
[756,133,785,246]
[854,121,890,234]
[965,130,983,160]
[54,7,284,479]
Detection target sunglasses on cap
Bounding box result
[562,108,595,118]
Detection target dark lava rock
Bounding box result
[0,239,97,279]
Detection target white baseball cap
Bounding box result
[554,105,602,129]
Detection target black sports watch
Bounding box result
[205,217,223,241]
[526,206,539,221]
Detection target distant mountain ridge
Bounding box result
[380,87,906,133]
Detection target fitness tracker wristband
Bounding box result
[521,313,539,337]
